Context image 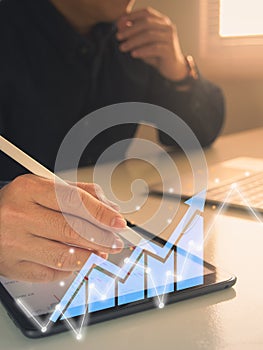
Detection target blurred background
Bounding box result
[135,0,263,135]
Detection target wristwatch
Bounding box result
[173,55,199,87]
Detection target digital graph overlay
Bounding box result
[17,183,263,340]
[16,190,206,338]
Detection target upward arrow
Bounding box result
[184,190,206,212]
[181,190,206,235]
[146,190,206,260]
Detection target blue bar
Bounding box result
[177,214,204,291]
[60,284,86,319]
[50,253,102,322]
[147,251,174,298]
[118,255,145,305]
[88,268,115,313]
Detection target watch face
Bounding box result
[172,56,199,87]
[185,55,199,80]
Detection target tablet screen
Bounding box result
[0,223,213,317]
[0,224,233,339]
[0,243,213,319]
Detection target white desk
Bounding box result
[1,128,263,350]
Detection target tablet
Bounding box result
[0,223,236,339]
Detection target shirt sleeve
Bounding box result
[146,68,225,148]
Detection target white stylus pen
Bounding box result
[0,135,149,248]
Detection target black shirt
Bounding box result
[0,0,225,181]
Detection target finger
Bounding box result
[13,261,72,283]
[18,235,102,272]
[143,57,159,67]
[117,16,133,31]
[21,175,126,229]
[75,182,120,212]
[25,204,124,253]
[119,7,164,24]
[117,19,169,41]
[67,182,102,198]
[131,43,170,59]
[119,31,169,53]
[55,184,125,229]
[54,183,125,229]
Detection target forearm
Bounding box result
[147,73,225,147]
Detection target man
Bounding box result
[0,0,224,282]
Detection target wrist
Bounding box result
[171,55,199,91]
[169,55,189,81]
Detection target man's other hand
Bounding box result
[116,7,188,82]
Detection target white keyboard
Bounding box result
[207,171,263,212]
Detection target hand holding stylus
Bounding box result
[0,175,128,282]
[0,136,130,282]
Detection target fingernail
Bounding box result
[111,217,127,228]
[126,20,133,28]
[112,238,124,249]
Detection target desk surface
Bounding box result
[1,127,263,350]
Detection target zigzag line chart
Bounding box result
[16,185,263,340]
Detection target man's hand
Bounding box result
[0,175,126,282]
[116,7,188,82]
